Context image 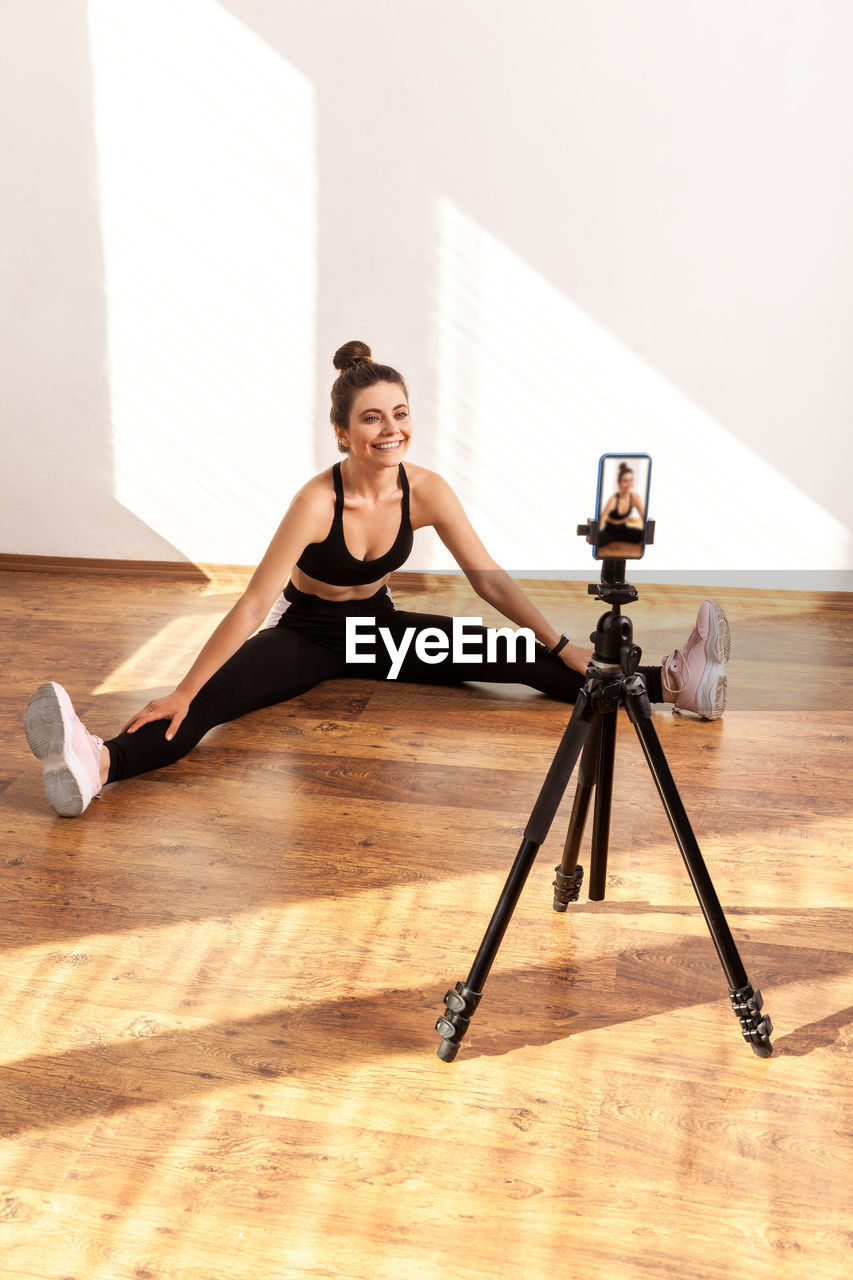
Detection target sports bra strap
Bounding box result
[332,463,345,517]
[399,462,410,514]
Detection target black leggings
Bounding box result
[597,521,644,547]
[105,584,664,783]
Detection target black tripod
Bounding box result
[434,557,773,1062]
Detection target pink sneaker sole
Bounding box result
[696,670,727,720]
[701,600,731,665]
[692,602,729,718]
[25,682,99,817]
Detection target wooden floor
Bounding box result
[1,568,851,1280]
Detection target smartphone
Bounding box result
[592,453,652,560]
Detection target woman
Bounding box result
[597,461,647,549]
[25,341,729,818]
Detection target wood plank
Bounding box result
[1,568,851,1279]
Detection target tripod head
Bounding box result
[581,555,642,677]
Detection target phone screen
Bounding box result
[593,454,652,560]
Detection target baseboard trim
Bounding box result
[2,555,849,595]
[0,553,212,581]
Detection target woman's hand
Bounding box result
[559,642,594,677]
[121,690,191,741]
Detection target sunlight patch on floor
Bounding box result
[93,615,218,695]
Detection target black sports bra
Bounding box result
[607,493,635,523]
[295,462,414,587]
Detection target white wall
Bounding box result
[2,0,851,585]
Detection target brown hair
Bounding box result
[330,340,409,451]
[618,462,634,481]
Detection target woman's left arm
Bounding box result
[420,471,593,676]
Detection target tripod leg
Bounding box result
[552,717,601,911]
[588,709,617,902]
[622,675,773,1057]
[435,687,594,1061]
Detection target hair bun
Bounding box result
[333,340,373,373]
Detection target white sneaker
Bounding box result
[25,682,104,817]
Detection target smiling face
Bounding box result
[618,469,633,493]
[336,381,412,467]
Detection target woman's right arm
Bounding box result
[121,484,327,739]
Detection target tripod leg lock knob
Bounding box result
[620,642,642,676]
[622,673,651,722]
[729,984,773,1056]
[552,863,584,911]
[435,982,483,1059]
